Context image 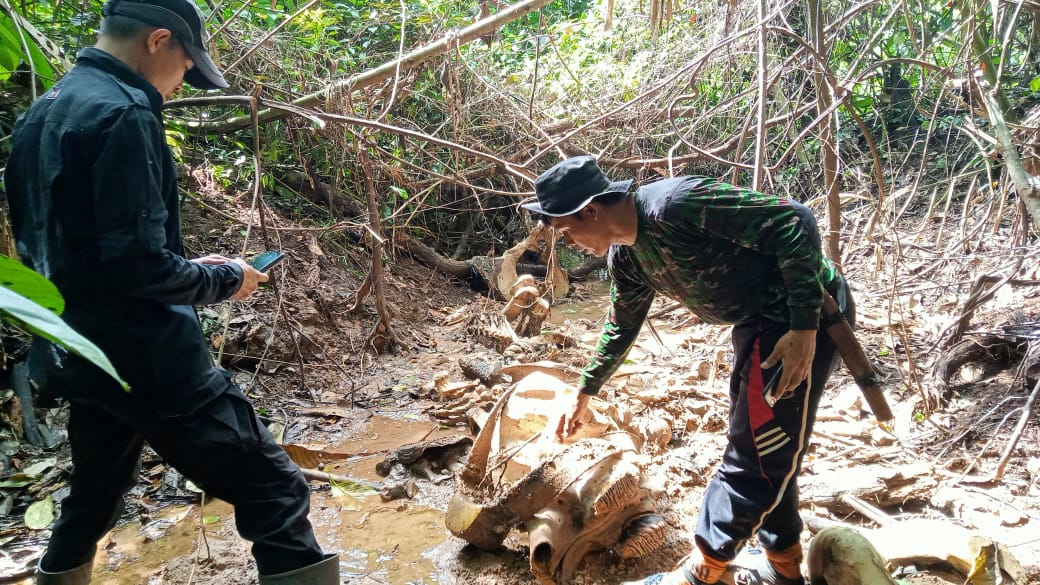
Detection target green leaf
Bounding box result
[0,285,129,390]
[202,515,221,525]
[1031,76,1040,93]
[0,45,17,73]
[24,495,54,529]
[0,255,64,313]
[0,14,56,88]
[329,476,378,498]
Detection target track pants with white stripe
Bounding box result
[694,279,854,561]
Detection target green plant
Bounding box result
[0,255,128,389]
[0,7,56,88]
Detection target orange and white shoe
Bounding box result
[727,548,806,585]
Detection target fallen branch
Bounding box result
[838,493,894,527]
[990,374,1040,482]
[300,468,381,490]
[940,256,1025,349]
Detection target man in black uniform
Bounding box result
[4,1,337,583]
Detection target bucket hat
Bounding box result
[521,156,633,217]
[103,0,229,90]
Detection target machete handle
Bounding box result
[821,294,895,423]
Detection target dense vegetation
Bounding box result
[1,0,1039,344]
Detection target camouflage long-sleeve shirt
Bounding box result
[578,176,839,396]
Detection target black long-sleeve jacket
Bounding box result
[4,48,242,414]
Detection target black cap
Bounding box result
[521,156,633,217]
[102,0,228,90]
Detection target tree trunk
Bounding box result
[752,0,769,191]
[272,168,363,217]
[356,147,396,353]
[0,209,18,259]
[806,0,842,265]
[399,233,474,278]
[976,83,1040,233]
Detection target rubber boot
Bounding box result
[258,553,339,585]
[36,558,92,585]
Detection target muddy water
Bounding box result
[311,493,447,583]
[546,280,610,326]
[51,415,461,585]
[310,413,462,583]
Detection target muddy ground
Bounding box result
[2,193,1040,585]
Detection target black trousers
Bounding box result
[41,384,325,576]
[695,281,854,561]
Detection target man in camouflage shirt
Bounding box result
[521,156,854,585]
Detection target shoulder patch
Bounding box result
[46,86,61,99]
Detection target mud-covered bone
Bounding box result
[375,434,473,477]
[502,274,552,338]
[379,477,419,502]
[616,513,669,559]
[445,371,667,584]
[458,355,504,385]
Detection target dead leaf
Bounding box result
[966,542,1000,585]
[307,238,325,257]
[281,443,354,469]
[21,458,56,476]
[24,495,54,529]
[229,314,257,326]
[298,406,353,418]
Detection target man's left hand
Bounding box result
[761,329,817,399]
[229,258,269,300]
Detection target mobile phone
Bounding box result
[249,250,286,272]
[762,365,783,407]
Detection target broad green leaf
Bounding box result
[24,36,55,87]
[0,44,17,72]
[329,476,378,498]
[24,495,54,529]
[0,255,64,313]
[1031,76,1040,93]
[0,14,55,88]
[0,286,129,390]
[202,515,221,525]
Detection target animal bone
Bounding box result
[445,371,666,584]
[434,373,480,401]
